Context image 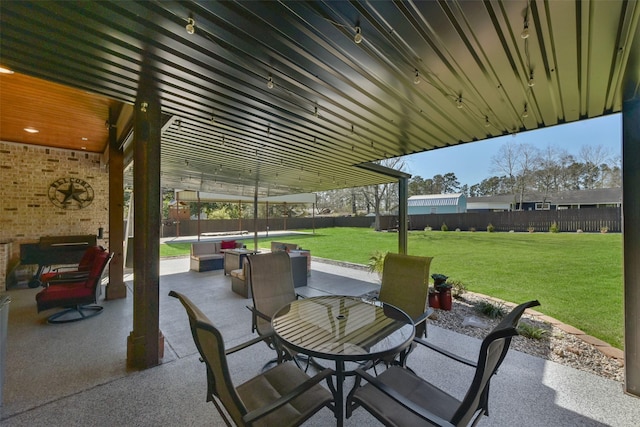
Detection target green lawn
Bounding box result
[161,227,624,349]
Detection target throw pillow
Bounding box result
[221,240,236,249]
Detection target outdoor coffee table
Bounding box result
[272,295,414,426]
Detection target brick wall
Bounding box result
[0,141,109,266]
[0,242,11,291]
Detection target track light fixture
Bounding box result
[456,97,463,108]
[186,18,195,35]
[354,26,363,44]
[267,75,274,89]
[413,69,421,85]
[485,116,491,127]
[522,104,529,118]
[521,1,530,39]
[528,71,535,87]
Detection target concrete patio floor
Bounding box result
[1,251,638,426]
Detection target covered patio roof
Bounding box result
[1,0,638,197]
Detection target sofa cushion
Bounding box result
[193,254,224,261]
[191,242,221,257]
[230,268,245,280]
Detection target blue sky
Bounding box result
[403,113,622,187]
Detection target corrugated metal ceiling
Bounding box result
[0,0,638,198]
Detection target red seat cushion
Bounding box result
[36,283,94,304]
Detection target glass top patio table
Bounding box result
[272,295,414,426]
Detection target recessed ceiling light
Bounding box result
[23,127,39,133]
[0,67,14,74]
[82,137,88,141]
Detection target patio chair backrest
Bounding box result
[247,251,296,336]
[450,326,517,425]
[169,291,247,424]
[379,253,433,337]
[452,300,539,425]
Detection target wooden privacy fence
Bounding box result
[408,207,621,233]
[159,207,621,237]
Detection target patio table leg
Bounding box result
[334,360,345,427]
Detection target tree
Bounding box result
[408,176,427,196]
[578,144,611,189]
[491,140,519,206]
[533,145,570,197]
[360,157,406,231]
[491,141,540,209]
[514,143,540,208]
[441,172,461,193]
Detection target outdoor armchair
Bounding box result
[346,300,540,426]
[169,290,335,427]
[35,249,113,323]
[39,245,105,285]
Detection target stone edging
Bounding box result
[463,291,625,364]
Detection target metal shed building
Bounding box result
[408,194,467,215]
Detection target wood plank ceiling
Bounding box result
[1,1,639,198]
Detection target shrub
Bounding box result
[474,301,506,319]
[486,223,495,233]
[424,226,432,231]
[455,228,461,232]
[441,223,448,232]
[367,250,387,279]
[528,226,535,233]
[448,279,467,299]
[469,227,476,232]
[517,322,548,340]
[549,222,559,233]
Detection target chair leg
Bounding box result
[47,305,103,324]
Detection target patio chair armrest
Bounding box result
[46,271,91,284]
[225,334,274,356]
[246,305,272,323]
[352,368,455,427]
[413,337,477,368]
[413,307,434,327]
[48,265,79,274]
[243,367,335,424]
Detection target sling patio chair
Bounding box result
[346,300,540,426]
[169,290,335,427]
[245,251,303,367]
[372,253,433,368]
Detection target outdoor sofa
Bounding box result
[190,240,242,272]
